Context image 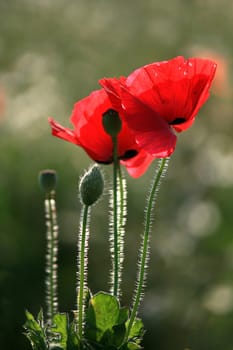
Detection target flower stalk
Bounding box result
[111,134,120,297]
[125,157,169,341]
[39,170,59,325]
[109,136,127,299]
[77,165,104,339]
[117,164,127,288]
[102,108,124,298]
[77,204,90,340]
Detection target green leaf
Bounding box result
[85,292,128,347]
[23,310,47,350]
[122,342,142,350]
[50,313,69,349]
[37,309,45,325]
[87,292,119,332]
[126,318,144,343]
[118,318,144,349]
[67,318,80,350]
[118,307,129,324]
[111,323,126,347]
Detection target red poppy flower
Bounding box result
[100,56,217,157]
[48,89,153,178]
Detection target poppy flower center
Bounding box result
[95,149,138,165]
[120,149,138,160]
[169,117,186,125]
[96,159,113,165]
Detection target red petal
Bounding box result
[120,88,177,157]
[124,56,217,127]
[99,77,126,110]
[50,89,146,166]
[70,89,112,134]
[71,89,140,162]
[121,149,154,178]
[135,128,177,157]
[48,117,80,145]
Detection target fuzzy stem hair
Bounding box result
[44,191,59,325]
[125,157,170,341]
[76,204,90,340]
[109,136,127,298]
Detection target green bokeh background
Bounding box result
[1,1,233,349]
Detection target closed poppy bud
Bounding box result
[102,108,122,137]
[79,165,104,206]
[39,169,57,193]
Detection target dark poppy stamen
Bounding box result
[120,149,138,160]
[95,159,113,165]
[169,117,186,125]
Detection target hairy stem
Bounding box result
[77,204,90,340]
[118,164,127,229]
[110,135,120,297]
[125,157,169,341]
[117,164,127,296]
[44,191,59,324]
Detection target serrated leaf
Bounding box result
[37,309,45,325]
[50,313,69,349]
[126,318,144,342]
[23,310,47,350]
[124,342,142,350]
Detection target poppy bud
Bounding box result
[102,109,122,137]
[39,169,57,193]
[79,165,104,206]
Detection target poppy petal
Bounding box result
[48,117,80,145]
[49,89,153,175]
[70,89,112,134]
[124,56,217,126]
[99,77,126,110]
[120,88,177,157]
[121,150,154,178]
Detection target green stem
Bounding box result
[125,157,169,341]
[117,164,127,298]
[77,204,90,340]
[112,136,120,297]
[118,164,126,229]
[45,191,59,324]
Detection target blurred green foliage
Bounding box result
[0,1,233,349]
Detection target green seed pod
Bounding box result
[79,165,104,206]
[102,109,122,137]
[39,169,57,193]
